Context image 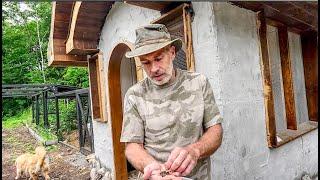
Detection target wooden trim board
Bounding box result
[257,11,277,148]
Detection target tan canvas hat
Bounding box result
[125,24,182,58]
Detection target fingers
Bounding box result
[171,171,181,177]
[165,148,181,169]
[169,149,188,171]
[143,163,161,180]
[181,160,196,176]
[162,175,183,180]
[175,155,192,173]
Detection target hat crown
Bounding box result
[135,24,171,48]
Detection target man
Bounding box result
[120,24,223,180]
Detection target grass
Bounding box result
[2,108,31,129]
[3,107,58,143]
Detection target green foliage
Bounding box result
[58,101,78,134]
[62,68,90,88]
[2,107,32,129]
[2,2,89,118]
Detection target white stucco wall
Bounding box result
[93,1,317,179]
[192,2,318,180]
[267,25,287,132]
[93,2,160,173]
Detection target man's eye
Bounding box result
[155,57,162,62]
[142,62,150,65]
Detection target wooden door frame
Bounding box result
[108,42,138,180]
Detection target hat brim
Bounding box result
[125,38,182,58]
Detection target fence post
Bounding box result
[55,96,60,136]
[76,93,83,148]
[36,95,40,125]
[43,91,49,128]
[31,96,35,123]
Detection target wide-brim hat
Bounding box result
[125,24,182,58]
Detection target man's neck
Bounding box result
[167,68,177,85]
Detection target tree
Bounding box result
[2,2,89,118]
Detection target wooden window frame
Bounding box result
[88,52,107,122]
[258,11,318,148]
[151,3,195,72]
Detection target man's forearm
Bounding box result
[125,143,157,172]
[187,124,223,159]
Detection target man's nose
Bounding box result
[151,62,159,73]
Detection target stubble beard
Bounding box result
[148,61,174,86]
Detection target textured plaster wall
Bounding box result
[192,2,318,180]
[288,32,309,125]
[93,2,160,173]
[266,25,287,132]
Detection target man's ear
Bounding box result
[170,45,176,57]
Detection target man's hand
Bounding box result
[164,147,200,176]
[144,162,174,180]
[143,162,183,180]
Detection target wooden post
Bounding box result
[55,96,60,135]
[257,11,277,147]
[301,31,318,122]
[76,93,83,148]
[32,96,35,123]
[87,92,94,152]
[43,91,49,128]
[36,95,40,125]
[278,26,297,130]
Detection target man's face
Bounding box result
[139,45,176,85]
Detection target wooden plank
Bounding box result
[108,43,129,180]
[289,2,318,17]
[97,52,107,122]
[276,121,318,147]
[88,52,106,122]
[301,31,318,121]
[257,11,277,147]
[88,57,102,120]
[151,4,185,24]
[264,2,317,31]
[278,26,297,130]
[183,4,195,72]
[266,18,303,34]
[125,1,171,11]
[48,59,88,67]
[66,2,81,54]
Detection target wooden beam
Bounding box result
[125,1,172,11]
[301,31,318,121]
[151,3,185,24]
[66,2,81,55]
[257,11,277,147]
[278,26,297,130]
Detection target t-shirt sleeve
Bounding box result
[120,89,144,143]
[202,77,223,129]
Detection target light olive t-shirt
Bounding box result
[120,68,223,180]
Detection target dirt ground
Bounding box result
[2,126,91,180]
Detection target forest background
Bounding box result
[2,2,89,120]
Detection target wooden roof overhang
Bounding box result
[48,2,113,67]
[231,1,318,34]
[66,2,113,55]
[125,1,188,14]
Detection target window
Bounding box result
[258,13,318,148]
[88,52,107,122]
[151,3,195,72]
